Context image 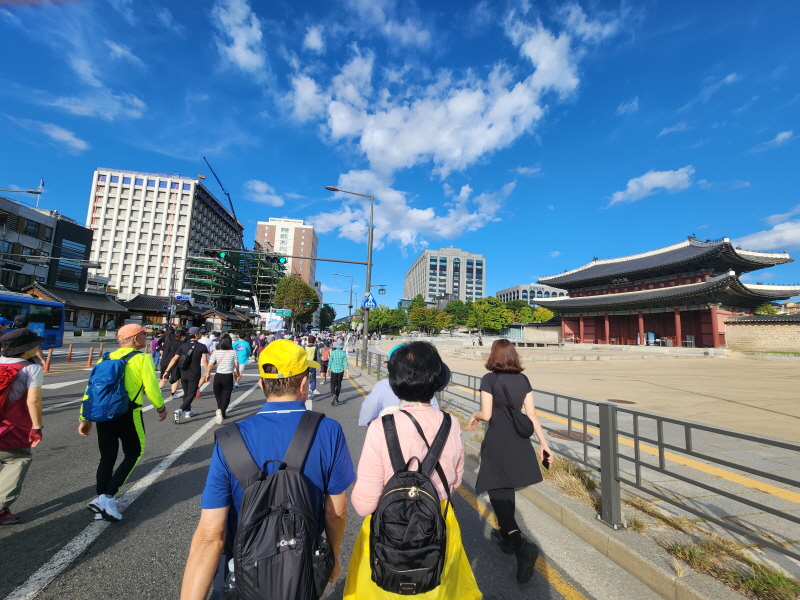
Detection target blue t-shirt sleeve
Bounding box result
[201,442,233,509]
[326,422,356,495]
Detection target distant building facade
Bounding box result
[777,301,800,315]
[496,283,567,304]
[254,218,318,286]
[404,247,485,303]
[85,168,243,302]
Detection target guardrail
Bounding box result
[354,349,800,562]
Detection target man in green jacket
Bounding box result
[78,324,167,522]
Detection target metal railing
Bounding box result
[353,349,800,562]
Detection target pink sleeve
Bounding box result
[351,421,389,517]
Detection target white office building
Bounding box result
[496,283,568,304]
[404,247,485,303]
[86,168,243,301]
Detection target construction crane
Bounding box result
[202,157,259,314]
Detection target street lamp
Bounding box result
[326,186,375,360]
[333,273,355,335]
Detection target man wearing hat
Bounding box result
[0,329,44,525]
[160,326,210,423]
[181,339,355,599]
[0,317,12,334]
[327,340,350,406]
[78,324,167,522]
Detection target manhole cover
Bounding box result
[548,429,594,442]
[607,399,636,404]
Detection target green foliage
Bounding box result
[505,299,527,312]
[409,294,427,309]
[272,276,318,329]
[389,308,409,331]
[368,305,393,333]
[755,303,778,315]
[466,297,513,332]
[408,306,433,332]
[518,306,534,323]
[443,299,470,326]
[530,306,555,322]
[319,305,336,329]
[433,311,452,334]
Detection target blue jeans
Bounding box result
[308,368,317,393]
[151,350,160,366]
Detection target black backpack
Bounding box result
[176,341,196,371]
[215,411,334,600]
[370,410,452,595]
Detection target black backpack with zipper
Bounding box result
[215,411,334,600]
[370,410,452,595]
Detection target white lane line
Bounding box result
[5,383,260,600]
[42,379,86,390]
[42,400,81,413]
[42,381,213,415]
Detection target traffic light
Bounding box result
[304,302,313,306]
[203,250,229,260]
[266,255,287,264]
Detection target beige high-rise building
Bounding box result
[404,247,486,303]
[254,218,318,286]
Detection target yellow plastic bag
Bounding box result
[343,501,482,600]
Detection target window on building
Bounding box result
[134,178,143,185]
[182,183,191,191]
[15,274,31,288]
[110,176,119,183]
[20,246,34,255]
[159,181,167,188]
[24,220,39,238]
[1,241,11,254]
[171,182,179,189]
[98,174,107,182]
[147,179,156,187]
[123,177,131,184]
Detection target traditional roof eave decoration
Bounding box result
[22,283,129,313]
[539,238,793,288]
[725,314,800,324]
[121,294,171,312]
[536,273,800,312]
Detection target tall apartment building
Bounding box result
[496,283,567,304]
[254,218,318,286]
[86,168,243,302]
[404,247,486,303]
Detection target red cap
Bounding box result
[117,324,152,340]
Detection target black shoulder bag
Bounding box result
[497,376,534,439]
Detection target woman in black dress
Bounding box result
[468,339,553,584]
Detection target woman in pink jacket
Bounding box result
[345,342,481,599]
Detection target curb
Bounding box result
[463,440,745,600]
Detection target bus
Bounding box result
[0,291,66,349]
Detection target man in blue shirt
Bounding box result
[181,340,356,600]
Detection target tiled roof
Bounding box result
[202,308,247,322]
[121,294,171,312]
[23,283,128,313]
[725,314,800,324]
[539,238,793,288]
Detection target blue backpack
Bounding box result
[81,351,143,422]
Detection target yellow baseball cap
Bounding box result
[258,339,321,379]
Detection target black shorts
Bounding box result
[319,361,329,374]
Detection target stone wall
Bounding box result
[725,320,800,352]
[522,324,561,343]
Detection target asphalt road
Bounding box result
[0,355,659,600]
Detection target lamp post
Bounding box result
[326,186,374,359]
[333,273,354,332]
[0,189,41,195]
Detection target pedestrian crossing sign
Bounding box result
[362,292,378,309]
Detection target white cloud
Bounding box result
[680,73,740,112]
[547,204,554,210]
[308,170,514,250]
[320,284,344,293]
[735,221,800,251]
[696,179,751,191]
[343,0,432,49]
[765,204,800,227]
[658,121,690,137]
[608,165,695,206]
[7,116,90,154]
[243,180,284,207]
[48,90,146,121]
[155,8,186,36]
[1,8,22,27]
[104,40,145,68]
[382,18,432,49]
[616,96,638,115]
[211,0,267,79]
[303,25,325,53]
[514,165,543,176]
[549,250,561,258]
[749,130,794,154]
[69,56,103,88]
[558,3,621,43]
[108,0,137,25]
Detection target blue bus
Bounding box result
[0,292,65,349]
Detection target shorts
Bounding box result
[319,361,329,375]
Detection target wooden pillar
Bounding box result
[579,315,585,343]
[637,311,645,345]
[561,317,567,343]
[604,314,610,344]
[674,308,682,346]
[709,304,721,348]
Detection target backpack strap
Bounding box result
[117,351,144,404]
[215,424,263,488]
[399,410,451,496]
[382,414,408,474]
[283,411,324,472]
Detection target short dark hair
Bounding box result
[388,341,445,403]
[484,339,524,373]
[261,363,308,398]
[307,335,316,344]
[219,334,233,351]
[14,314,29,327]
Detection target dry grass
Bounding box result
[541,455,602,510]
[624,495,695,533]
[627,515,648,533]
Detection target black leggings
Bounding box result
[96,410,145,497]
[488,488,519,535]
[213,373,234,416]
[330,371,344,398]
[179,376,201,412]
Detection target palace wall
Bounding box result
[725,320,800,352]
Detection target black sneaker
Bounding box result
[491,529,515,554]
[516,539,540,584]
[331,396,339,406]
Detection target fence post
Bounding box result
[67,343,73,362]
[44,348,53,373]
[376,355,382,380]
[598,403,624,529]
[86,347,94,368]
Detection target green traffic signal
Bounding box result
[219,251,227,259]
[279,257,286,264]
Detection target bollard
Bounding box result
[86,347,94,368]
[67,343,73,362]
[99,343,104,357]
[44,348,53,374]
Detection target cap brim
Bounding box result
[308,359,321,369]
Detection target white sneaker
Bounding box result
[174,389,185,398]
[87,495,105,515]
[215,409,223,425]
[234,382,240,388]
[312,389,320,396]
[186,410,196,418]
[173,409,183,424]
[102,495,122,522]
[94,512,104,521]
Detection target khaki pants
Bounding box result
[0,447,33,510]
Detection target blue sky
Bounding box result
[1,0,799,308]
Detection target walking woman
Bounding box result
[468,339,553,584]
[205,334,239,425]
[345,341,481,599]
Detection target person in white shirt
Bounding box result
[204,334,239,426]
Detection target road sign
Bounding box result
[275,309,292,317]
[362,292,378,309]
[175,295,191,301]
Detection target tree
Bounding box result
[368,305,393,333]
[388,308,408,332]
[272,276,318,331]
[755,303,778,315]
[409,306,432,332]
[433,311,453,335]
[409,294,427,309]
[444,299,470,327]
[530,307,555,322]
[467,297,513,332]
[319,305,336,329]
[518,306,535,323]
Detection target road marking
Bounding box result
[456,486,587,600]
[4,383,261,600]
[42,379,86,390]
[447,383,800,505]
[345,367,587,600]
[42,400,82,413]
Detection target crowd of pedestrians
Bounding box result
[1,316,553,598]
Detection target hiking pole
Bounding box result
[87,347,94,367]
[44,348,53,374]
[67,343,73,362]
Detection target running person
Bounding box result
[160,327,210,424]
[79,324,167,522]
[232,336,251,388]
[205,335,239,426]
[159,329,186,400]
[318,340,331,385]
